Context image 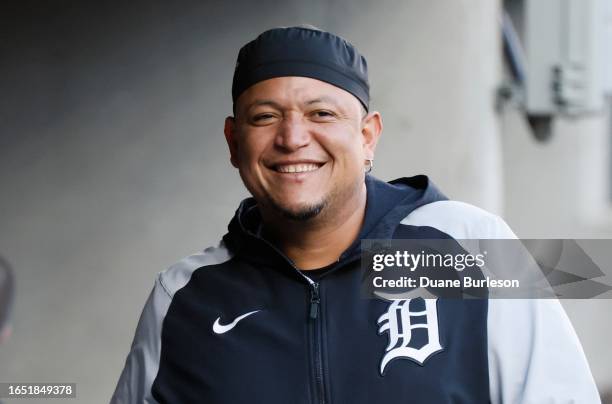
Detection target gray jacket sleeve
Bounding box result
[110,245,232,404]
[486,218,601,404]
[110,275,171,404]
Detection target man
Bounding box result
[111,26,600,403]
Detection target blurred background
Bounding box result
[1,0,611,402]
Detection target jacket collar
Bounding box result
[223,175,447,270]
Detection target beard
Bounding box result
[264,174,363,223]
[268,195,328,221]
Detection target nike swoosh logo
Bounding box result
[212,310,261,334]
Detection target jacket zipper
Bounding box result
[309,281,325,404]
[245,231,351,404]
[309,281,320,319]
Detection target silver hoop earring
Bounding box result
[365,159,374,173]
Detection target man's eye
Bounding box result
[252,114,274,122]
[313,110,335,118]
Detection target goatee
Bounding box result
[271,199,327,221]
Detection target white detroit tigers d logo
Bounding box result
[377,298,443,375]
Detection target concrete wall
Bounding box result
[2,0,609,402]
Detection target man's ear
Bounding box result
[224,116,239,168]
[361,111,383,160]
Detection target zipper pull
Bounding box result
[309,282,320,319]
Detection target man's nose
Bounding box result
[274,116,311,151]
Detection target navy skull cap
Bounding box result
[232,26,370,111]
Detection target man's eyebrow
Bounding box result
[305,97,341,107]
[245,96,343,112]
[247,99,283,111]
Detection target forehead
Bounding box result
[236,76,361,111]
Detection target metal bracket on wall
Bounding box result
[500,5,555,141]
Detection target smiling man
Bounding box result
[225,74,379,269]
[111,26,600,403]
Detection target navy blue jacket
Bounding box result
[111,175,600,404]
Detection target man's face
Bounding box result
[225,76,381,221]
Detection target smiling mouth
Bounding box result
[273,163,324,173]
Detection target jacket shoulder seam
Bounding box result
[158,242,233,298]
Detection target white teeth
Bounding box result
[276,163,321,173]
